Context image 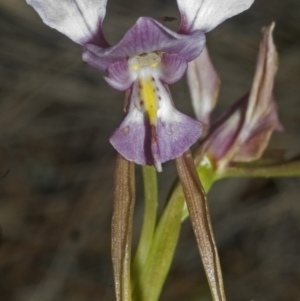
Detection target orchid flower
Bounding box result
[189,23,282,173]
[26,0,254,171]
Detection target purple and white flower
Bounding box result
[189,23,282,172]
[26,0,254,171]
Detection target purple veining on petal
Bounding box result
[83,17,205,71]
[104,59,135,91]
[160,53,188,85]
[157,105,203,162]
[26,0,109,46]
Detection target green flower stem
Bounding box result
[132,156,216,301]
[132,184,185,301]
[218,160,300,179]
[131,166,158,289]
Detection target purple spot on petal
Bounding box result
[110,109,155,166]
[122,126,130,134]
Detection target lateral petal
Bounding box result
[187,46,220,127]
[160,53,188,85]
[177,0,254,33]
[105,60,135,91]
[26,0,109,46]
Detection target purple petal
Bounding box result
[177,0,254,33]
[83,17,205,71]
[160,53,188,85]
[104,60,135,91]
[187,46,220,128]
[26,0,109,46]
[207,96,247,163]
[109,106,152,166]
[157,105,203,163]
[110,83,203,171]
[232,99,281,162]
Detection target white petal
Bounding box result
[177,0,254,33]
[187,47,220,127]
[26,0,108,45]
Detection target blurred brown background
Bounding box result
[1,0,300,300]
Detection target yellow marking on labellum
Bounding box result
[128,52,161,71]
[139,77,158,124]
